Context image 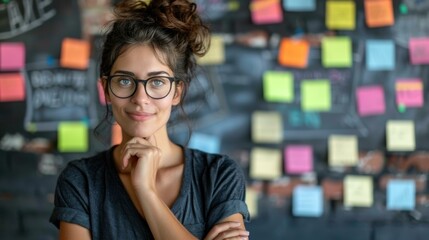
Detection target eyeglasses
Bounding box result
[107,75,177,99]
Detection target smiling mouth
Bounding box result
[128,112,154,121]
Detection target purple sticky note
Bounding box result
[409,38,429,64]
[0,42,25,71]
[0,73,26,102]
[396,79,423,107]
[285,145,313,174]
[356,85,385,116]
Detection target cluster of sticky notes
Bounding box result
[251,111,283,143]
[328,135,358,167]
[386,120,415,151]
[356,85,386,116]
[387,179,416,210]
[250,147,282,180]
[60,38,91,70]
[263,71,294,102]
[278,38,309,68]
[197,35,225,65]
[293,185,323,217]
[189,132,221,154]
[250,0,283,25]
[57,121,88,152]
[366,40,395,70]
[395,79,423,108]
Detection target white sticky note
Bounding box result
[250,147,282,180]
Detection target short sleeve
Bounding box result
[205,156,250,229]
[49,161,90,229]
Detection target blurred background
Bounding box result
[1,0,429,239]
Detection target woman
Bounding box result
[49,0,250,239]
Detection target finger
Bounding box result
[212,229,249,240]
[205,222,241,240]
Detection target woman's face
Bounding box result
[105,44,182,140]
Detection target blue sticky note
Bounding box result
[293,185,323,217]
[366,40,395,70]
[284,0,316,11]
[188,132,220,154]
[387,179,415,210]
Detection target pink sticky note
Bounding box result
[356,85,385,116]
[409,38,429,64]
[396,79,423,107]
[285,145,313,174]
[0,42,25,71]
[97,79,106,105]
[250,0,283,25]
[0,73,26,101]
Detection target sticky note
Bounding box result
[322,37,352,67]
[387,179,416,210]
[301,80,331,111]
[250,0,283,25]
[97,80,106,105]
[284,0,316,11]
[250,147,282,180]
[409,38,429,64]
[278,38,309,68]
[285,145,313,174]
[197,35,225,65]
[60,38,90,69]
[293,185,323,217]
[0,73,26,102]
[356,85,385,116]
[0,42,25,71]
[263,71,294,102]
[246,186,259,218]
[326,0,356,30]
[329,135,358,167]
[386,120,415,151]
[396,79,423,107]
[364,0,394,27]
[344,175,373,207]
[58,122,88,152]
[189,132,220,154]
[366,40,395,70]
[111,123,122,146]
[251,111,283,143]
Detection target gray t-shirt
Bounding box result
[49,146,250,239]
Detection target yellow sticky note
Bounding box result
[386,120,415,151]
[60,38,90,70]
[246,186,259,218]
[251,111,283,143]
[344,175,373,207]
[322,37,352,68]
[326,0,356,30]
[58,122,88,152]
[250,147,282,180]
[329,135,358,167]
[197,35,225,65]
[301,80,331,111]
[263,71,294,102]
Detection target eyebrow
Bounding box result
[113,70,171,77]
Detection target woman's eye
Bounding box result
[150,78,166,87]
[118,78,132,86]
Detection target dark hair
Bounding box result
[94,0,210,143]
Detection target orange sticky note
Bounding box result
[0,73,26,102]
[250,0,283,25]
[278,38,309,68]
[364,0,394,27]
[111,123,122,146]
[60,38,90,69]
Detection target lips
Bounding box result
[127,111,154,121]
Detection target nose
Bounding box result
[130,82,151,103]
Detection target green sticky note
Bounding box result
[58,122,88,152]
[301,80,331,111]
[322,37,352,68]
[263,71,294,102]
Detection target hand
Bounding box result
[204,222,249,240]
[119,136,161,193]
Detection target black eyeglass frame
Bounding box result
[106,74,178,100]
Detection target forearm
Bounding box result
[136,190,198,240]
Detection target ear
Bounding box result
[172,81,183,106]
[100,77,111,103]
